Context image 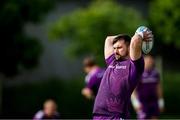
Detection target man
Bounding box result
[131,55,164,119]
[33,99,60,120]
[93,27,153,119]
[82,56,105,99]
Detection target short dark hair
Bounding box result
[83,56,96,67]
[113,34,131,45]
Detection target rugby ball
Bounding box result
[136,26,154,54]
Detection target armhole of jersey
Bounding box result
[130,56,144,74]
[105,54,114,66]
[129,56,144,91]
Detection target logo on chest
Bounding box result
[108,65,127,69]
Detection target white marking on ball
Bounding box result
[142,40,153,54]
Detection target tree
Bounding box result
[149,0,180,48]
[0,0,56,77]
[49,0,146,65]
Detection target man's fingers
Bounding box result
[144,30,152,35]
[144,33,153,39]
[147,38,153,41]
[148,34,153,38]
[143,37,153,42]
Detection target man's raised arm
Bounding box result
[104,36,116,59]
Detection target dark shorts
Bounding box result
[93,114,125,120]
[138,103,159,119]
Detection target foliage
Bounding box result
[50,0,146,64]
[149,0,180,48]
[0,0,56,77]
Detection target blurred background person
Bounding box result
[131,55,164,119]
[33,99,60,120]
[81,56,105,100]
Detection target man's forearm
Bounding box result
[157,83,165,110]
[131,90,143,114]
[104,36,116,59]
[130,34,143,61]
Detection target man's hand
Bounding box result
[135,26,153,42]
[131,91,143,113]
[158,98,165,113]
[81,87,94,100]
[143,31,153,40]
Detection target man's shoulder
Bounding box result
[130,56,144,73]
[105,54,115,65]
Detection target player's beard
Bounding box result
[115,53,122,60]
[115,51,129,60]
